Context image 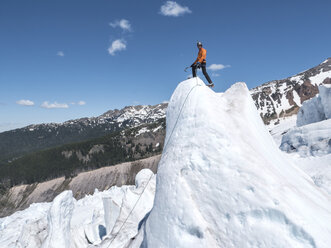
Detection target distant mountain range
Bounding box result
[0,103,167,165]
[0,119,165,187]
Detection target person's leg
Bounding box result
[192,65,197,77]
[201,63,213,85]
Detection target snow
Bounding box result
[321,59,329,64]
[0,203,50,248]
[309,70,331,85]
[297,85,331,126]
[250,81,297,124]
[278,83,331,159]
[319,84,331,119]
[289,75,303,83]
[292,89,302,107]
[284,153,331,195]
[152,125,162,132]
[95,169,155,248]
[135,127,150,137]
[41,191,74,248]
[280,119,331,157]
[0,169,156,248]
[267,115,297,146]
[142,78,331,248]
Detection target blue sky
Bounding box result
[1,0,330,132]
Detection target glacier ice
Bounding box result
[281,84,331,157]
[41,191,74,248]
[297,84,331,127]
[280,119,331,156]
[142,78,331,248]
[0,169,155,248]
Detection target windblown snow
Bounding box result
[142,78,331,248]
[1,78,331,248]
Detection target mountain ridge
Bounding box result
[0,103,167,164]
[251,57,331,124]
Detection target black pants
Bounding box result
[192,63,213,85]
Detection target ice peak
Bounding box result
[142,78,331,247]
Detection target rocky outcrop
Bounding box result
[250,57,331,124]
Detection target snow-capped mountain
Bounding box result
[251,57,331,124]
[0,103,167,164]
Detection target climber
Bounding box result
[191,41,214,87]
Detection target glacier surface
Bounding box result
[280,119,331,157]
[281,85,331,157]
[0,169,155,248]
[142,78,331,248]
[297,84,331,127]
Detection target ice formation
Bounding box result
[280,119,331,157]
[142,78,331,248]
[0,169,155,248]
[281,85,331,157]
[297,84,331,127]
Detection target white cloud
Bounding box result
[16,99,34,106]
[57,51,64,57]
[41,101,69,109]
[77,101,86,106]
[160,1,192,17]
[207,64,231,71]
[108,39,127,56]
[109,19,132,32]
[212,73,220,77]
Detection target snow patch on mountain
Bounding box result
[310,70,331,85]
[142,78,331,248]
[135,127,150,137]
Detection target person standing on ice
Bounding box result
[191,41,214,87]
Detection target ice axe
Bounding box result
[184,66,192,72]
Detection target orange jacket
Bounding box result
[194,47,207,64]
